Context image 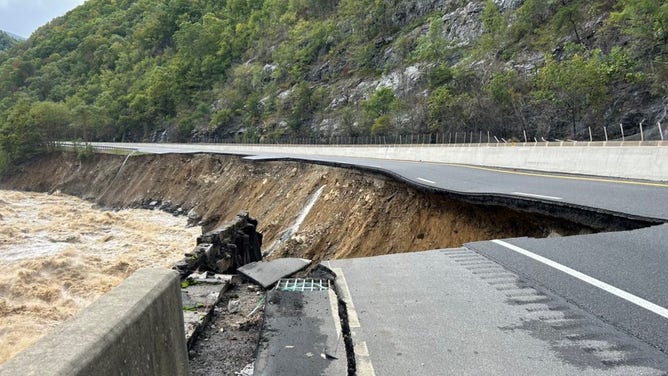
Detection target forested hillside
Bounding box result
[0,0,666,166]
[0,31,21,51]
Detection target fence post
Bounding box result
[588,127,592,142]
[523,129,527,143]
[639,120,644,142]
[620,123,625,141]
[659,122,664,141]
[604,126,608,142]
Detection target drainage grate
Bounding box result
[275,278,331,292]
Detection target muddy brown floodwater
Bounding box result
[0,190,200,364]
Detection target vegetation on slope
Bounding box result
[0,31,21,52]
[0,0,666,166]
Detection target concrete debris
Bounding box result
[235,363,254,376]
[188,272,241,285]
[181,280,231,349]
[173,211,263,277]
[228,299,241,314]
[238,258,312,288]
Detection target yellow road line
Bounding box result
[446,164,668,188]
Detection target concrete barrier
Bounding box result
[0,269,189,376]
[89,142,668,182]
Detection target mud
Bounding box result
[2,152,594,266]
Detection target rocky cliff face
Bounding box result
[220,0,664,143]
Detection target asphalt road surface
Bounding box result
[94,142,668,374]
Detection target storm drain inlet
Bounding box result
[275,278,331,292]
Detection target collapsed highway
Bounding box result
[2,144,667,375]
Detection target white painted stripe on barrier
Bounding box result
[511,191,563,200]
[492,239,668,320]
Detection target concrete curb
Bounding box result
[0,269,189,376]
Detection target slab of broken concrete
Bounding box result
[181,274,236,349]
[237,258,311,288]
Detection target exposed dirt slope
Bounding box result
[2,152,590,263]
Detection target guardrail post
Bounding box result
[620,123,625,141]
[639,120,644,142]
[604,126,608,142]
[588,127,592,142]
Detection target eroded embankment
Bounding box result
[3,152,598,264]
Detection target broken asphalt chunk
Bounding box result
[237,258,312,289]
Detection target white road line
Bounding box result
[357,354,377,376]
[354,341,370,357]
[416,177,436,184]
[492,239,668,320]
[511,191,563,200]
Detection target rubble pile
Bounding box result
[174,211,263,277]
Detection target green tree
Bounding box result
[609,0,667,55]
[0,97,69,161]
[533,52,610,138]
[362,87,396,119]
[553,0,586,44]
[479,0,506,53]
[27,101,71,142]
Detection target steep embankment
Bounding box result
[3,152,591,263]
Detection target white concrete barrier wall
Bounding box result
[0,269,189,376]
[92,142,668,182]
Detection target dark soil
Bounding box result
[188,282,265,376]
